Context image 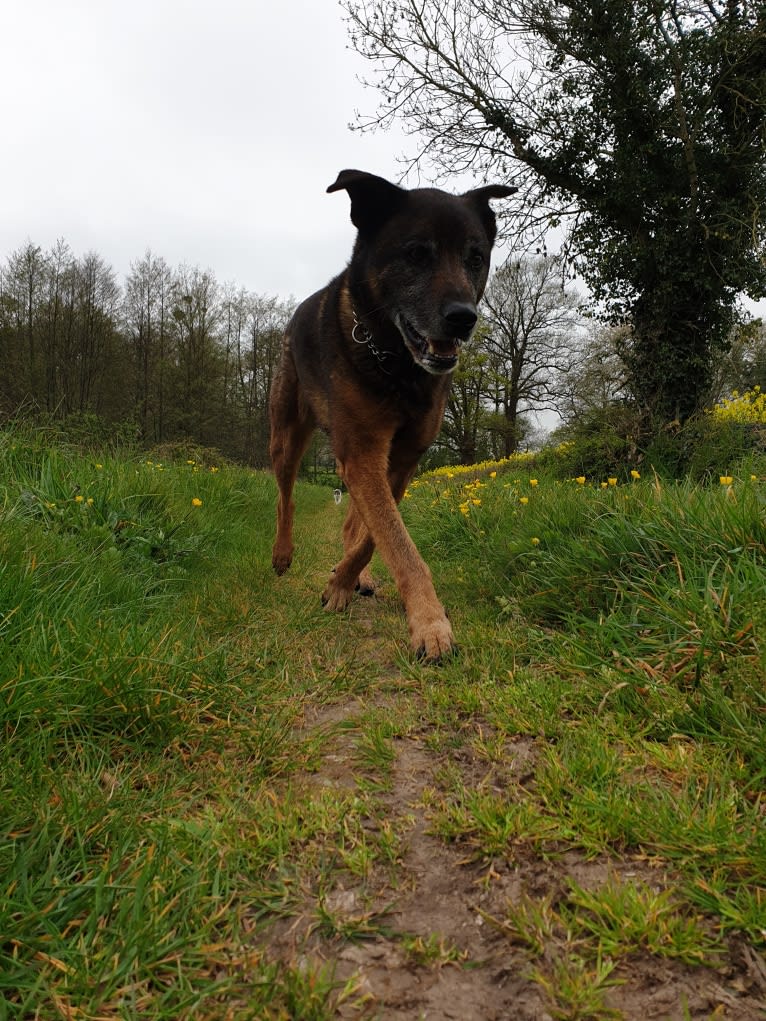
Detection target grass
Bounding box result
[1,423,765,1018]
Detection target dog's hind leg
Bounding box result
[323,460,416,610]
[343,500,375,596]
[269,361,315,576]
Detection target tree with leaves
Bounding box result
[343,0,766,424]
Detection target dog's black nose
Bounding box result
[442,302,478,334]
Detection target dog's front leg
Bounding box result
[326,445,454,661]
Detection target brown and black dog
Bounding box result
[269,170,516,660]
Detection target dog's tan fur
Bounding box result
[269,170,515,659]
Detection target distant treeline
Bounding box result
[0,241,294,466]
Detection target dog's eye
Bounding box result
[405,243,432,266]
[466,250,484,271]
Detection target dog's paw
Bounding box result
[272,549,293,576]
[410,611,456,663]
[355,567,376,597]
[322,576,355,612]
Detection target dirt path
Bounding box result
[260,494,766,1020]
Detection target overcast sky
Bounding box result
[0,0,435,301]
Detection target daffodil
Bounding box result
[608,477,617,486]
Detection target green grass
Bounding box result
[2,425,765,1017]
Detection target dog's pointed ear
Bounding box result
[462,183,517,241]
[327,170,405,233]
[463,184,518,203]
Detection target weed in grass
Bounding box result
[355,718,397,780]
[430,788,564,857]
[563,877,721,964]
[486,892,557,956]
[531,954,623,1021]
[399,931,469,967]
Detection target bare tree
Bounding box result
[124,251,173,442]
[481,255,580,454]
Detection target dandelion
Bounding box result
[192,497,203,507]
[210,466,219,473]
[630,469,641,480]
[87,498,94,506]
[403,489,411,499]
[608,477,617,486]
[75,494,84,503]
[489,470,497,479]
[575,476,586,485]
[187,459,196,466]
[719,476,733,486]
[529,479,538,487]
[751,475,758,482]
[519,496,529,505]
[95,463,103,470]
[531,537,540,546]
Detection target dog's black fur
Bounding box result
[269,170,515,659]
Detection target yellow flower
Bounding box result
[575,476,586,485]
[529,479,538,487]
[210,466,219,473]
[630,470,640,480]
[459,502,470,515]
[187,459,195,465]
[719,476,733,486]
[489,471,497,479]
[191,497,203,507]
[751,475,758,482]
[75,494,84,503]
[403,489,411,498]
[608,477,617,486]
[95,463,103,470]
[471,498,481,506]
[531,537,540,546]
[600,482,608,489]
[519,496,529,505]
[87,498,94,506]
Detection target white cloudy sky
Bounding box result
[3,0,762,326]
[0,0,429,300]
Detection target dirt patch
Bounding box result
[264,691,766,1020]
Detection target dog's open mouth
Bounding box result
[397,315,459,375]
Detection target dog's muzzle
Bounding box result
[397,312,473,375]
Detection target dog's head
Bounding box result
[328,170,516,375]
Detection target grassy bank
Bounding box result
[1,426,765,1019]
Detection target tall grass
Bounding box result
[405,467,766,943]
[1,426,351,1018]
